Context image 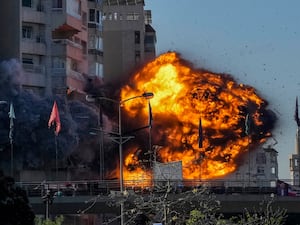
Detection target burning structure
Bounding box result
[0,52,278,187]
[116,52,277,186]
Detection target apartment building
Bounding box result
[0,0,90,96]
[102,0,156,85]
[87,0,104,81]
[0,0,156,97]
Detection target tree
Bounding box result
[104,185,287,225]
[235,199,287,225]
[0,170,35,225]
[185,192,287,225]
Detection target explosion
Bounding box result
[118,52,276,182]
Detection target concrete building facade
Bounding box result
[0,0,155,96]
[0,0,89,96]
[102,0,156,85]
[225,146,279,188]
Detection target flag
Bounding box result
[48,101,61,136]
[8,102,15,144]
[295,97,300,127]
[148,101,153,128]
[245,113,251,135]
[198,117,203,148]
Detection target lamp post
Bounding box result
[86,92,154,225]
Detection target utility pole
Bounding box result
[42,184,53,220]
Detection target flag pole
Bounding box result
[10,140,13,177]
[148,101,153,169]
[48,101,61,180]
[55,134,58,180]
[245,113,251,186]
[8,102,16,177]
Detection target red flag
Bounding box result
[48,101,61,135]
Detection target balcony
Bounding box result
[22,6,46,24]
[21,38,46,55]
[51,67,86,93]
[52,39,83,61]
[52,11,82,38]
[22,64,46,87]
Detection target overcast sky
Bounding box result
[145,0,300,179]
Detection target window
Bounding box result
[82,12,87,26]
[89,9,95,22]
[96,11,100,23]
[108,12,112,20]
[71,60,78,71]
[78,0,81,14]
[271,167,276,174]
[53,57,65,68]
[22,58,33,64]
[145,36,155,44]
[257,166,265,175]
[96,63,103,78]
[256,153,266,164]
[135,51,141,63]
[135,31,140,44]
[52,0,62,8]
[22,0,32,7]
[22,26,33,39]
[127,12,139,20]
[114,12,118,20]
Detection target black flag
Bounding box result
[295,97,300,127]
[198,118,203,148]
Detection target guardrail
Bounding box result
[17,178,286,198]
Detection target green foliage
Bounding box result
[185,196,287,225]
[108,185,287,225]
[236,199,287,225]
[35,215,64,225]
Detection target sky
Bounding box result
[145,0,300,179]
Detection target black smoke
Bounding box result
[0,59,119,179]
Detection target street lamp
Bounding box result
[86,92,154,225]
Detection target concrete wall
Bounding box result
[0,1,21,61]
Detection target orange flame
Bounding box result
[118,52,274,184]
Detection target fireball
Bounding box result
[118,52,275,183]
